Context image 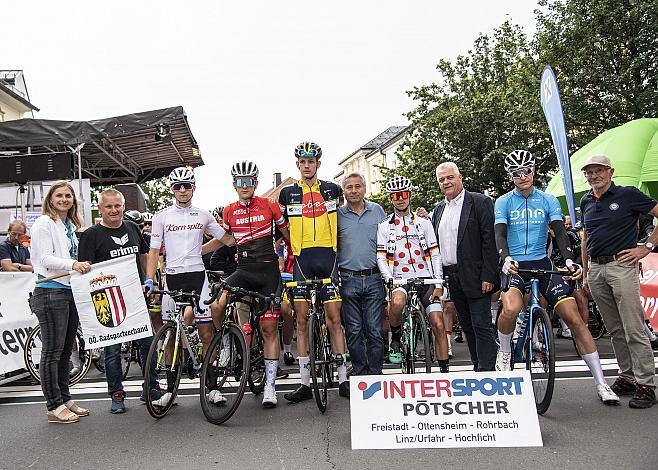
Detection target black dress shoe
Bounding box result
[339,381,350,398]
[284,384,313,403]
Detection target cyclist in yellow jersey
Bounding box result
[278,142,349,401]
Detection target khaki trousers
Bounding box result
[588,260,655,388]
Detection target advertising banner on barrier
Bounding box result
[71,257,152,349]
[639,252,658,331]
[0,273,37,374]
[350,370,542,449]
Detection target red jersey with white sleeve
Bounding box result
[376,212,443,286]
[222,196,288,263]
[150,204,226,275]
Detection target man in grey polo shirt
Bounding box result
[338,172,386,383]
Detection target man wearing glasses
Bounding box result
[580,154,658,409]
[494,150,618,405]
[145,166,232,406]
[0,220,32,272]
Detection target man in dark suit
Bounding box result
[430,162,498,371]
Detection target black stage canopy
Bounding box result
[0,106,203,185]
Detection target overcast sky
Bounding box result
[4,0,537,209]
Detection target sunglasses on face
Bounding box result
[390,191,411,201]
[510,168,533,179]
[583,167,608,178]
[172,182,193,191]
[234,177,256,188]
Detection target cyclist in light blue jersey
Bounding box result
[494,150,618,406]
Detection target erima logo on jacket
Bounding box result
[111,234,130,246]
[109,233,139,258]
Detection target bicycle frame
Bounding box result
[156,294,202,374]
[514,278,542,363]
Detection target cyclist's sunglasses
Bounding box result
[390,191,411,201]
[234,177,256,187]
[172,182,194,191]
[510,167,533,179]
[298,150,317,158]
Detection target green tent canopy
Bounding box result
[545,118,658,215]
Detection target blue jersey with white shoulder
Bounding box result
[494,187,563,261]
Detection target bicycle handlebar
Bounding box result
[150,289,200,301]
[516,268,574,277]
[204,281,270,305]
[390,278,443,287]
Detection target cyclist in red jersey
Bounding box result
[211,160,290,408]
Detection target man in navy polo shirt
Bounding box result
[580,154,658,409]
[0,220,32,272]
[337,172,386,383]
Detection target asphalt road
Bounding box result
[1,337,657,470]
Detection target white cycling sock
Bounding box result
[265,359,278,388]
[298,356,310,386]
[337,364,347,383]
[283,344,292,354]
[643,321,657,341]
[498,331,513,353]
[582,351,606,385]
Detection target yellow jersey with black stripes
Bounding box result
[278,179,342,256]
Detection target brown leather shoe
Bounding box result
[67,403,90,417]
[47,408,80,424]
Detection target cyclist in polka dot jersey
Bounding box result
[376,176,449,371]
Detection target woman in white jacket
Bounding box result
[29,181,91,423]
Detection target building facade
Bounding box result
[0,70,38,121]
[334,126,407,195]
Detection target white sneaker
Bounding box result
[208,389,227,406]
[447,337,453,359]
[153,392,174,407]
[262,386,277,408]
[495,350,512,371]
[597,383,620,406]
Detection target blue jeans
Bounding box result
[30,287,78,411]
[105,335,155,395]
[339,272,385,375]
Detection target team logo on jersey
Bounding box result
[609,203,619,211]
[301,193,327,218]
[111,234,129,246]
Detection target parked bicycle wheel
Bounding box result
[92,348,105,373]
[200,324,249,425]
[411,310,432,374]
[145,323,182,419]
[247,323,266,395]
[309,313,331,413]
[121,341,134,380]
[588,301,607,340]
[23,325,92,386]
[526,307,555,415]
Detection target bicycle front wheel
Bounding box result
[145,322,182,419]
[200,324,249,425]
[526,307,555,415]
[23,324,42,383]
[588,302,607,340]
[309,313,329,413]
[411,310,432,374]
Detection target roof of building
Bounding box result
[338,125,407,165]
[260,176,296,200]
[0,70,39,112]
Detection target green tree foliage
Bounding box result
[384,0,657,208]
[140,177,171,212]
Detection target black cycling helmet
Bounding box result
[504,150,535,173]
[211,206,224,222]
[142,212,153,224]
[294,142,322,159]
[124,210,144,227]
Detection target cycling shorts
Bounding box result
[393,283,440,312]
[506,257,573,308]
[224,261,282,322]
[292,247,340,303]
[163,270,212,324]
[281,272,293,304]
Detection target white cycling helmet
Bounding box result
[169,166,195,185]
[385,175,413,194]
[504,150,535,172]
[231,160,259,178]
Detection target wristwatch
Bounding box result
[644,241,654,251]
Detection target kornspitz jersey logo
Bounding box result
[358,381,382,399]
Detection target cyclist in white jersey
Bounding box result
[376,176,449,372]
[145,167,232,405]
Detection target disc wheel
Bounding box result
[526,307,556,415]
[145,323,182,419]
[200,324,249,425]
[309,313,330,413]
